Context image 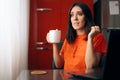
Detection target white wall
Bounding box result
[0,0,29,80]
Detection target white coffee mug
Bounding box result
[49,29,61,43]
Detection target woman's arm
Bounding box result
[85,26,101,69]
[85,37,101,69]
[46,32,64,68]
[52,44,64,68]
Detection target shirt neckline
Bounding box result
[77,33,86,39]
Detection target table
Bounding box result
[16,68,103,80]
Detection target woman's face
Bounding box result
[70,6,85,30]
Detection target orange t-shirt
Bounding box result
[60,33,107,71]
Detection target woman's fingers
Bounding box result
[88,26,100,39]
[94,26,100,32]
[91,26,100,33]
[46,32,50,43]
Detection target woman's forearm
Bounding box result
[53,44,64,68]
[85,37,98,69]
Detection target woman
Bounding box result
[47,2,107,71]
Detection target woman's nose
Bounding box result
[73,15,78,20]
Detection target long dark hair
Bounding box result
[66,2,95,43]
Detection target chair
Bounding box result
[99,56,106,68]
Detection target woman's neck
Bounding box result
[76,29,85,35]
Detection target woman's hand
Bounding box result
[46,32,50,43]
[88,26,100,39]
[46,32,58,45]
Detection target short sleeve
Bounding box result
[60,39,67,54]
[93,33,107,56]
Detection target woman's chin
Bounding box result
[73,27,84,30]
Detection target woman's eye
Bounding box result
[77,12,83,16]
[70,11,83,17]
[70,13,74,17]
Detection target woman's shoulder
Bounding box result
[61,39,68,47]
[93,33,106,42]
[62,38,74,46]
[94,33,105,38]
